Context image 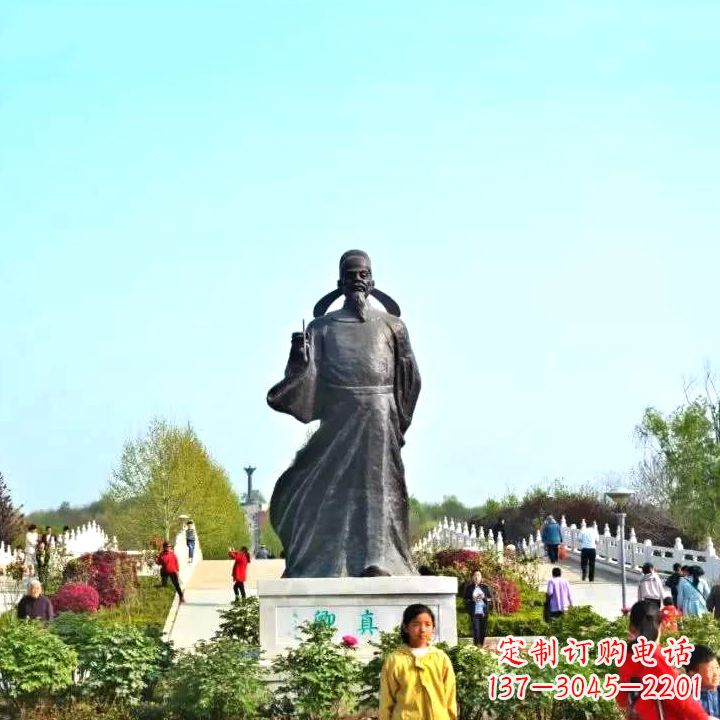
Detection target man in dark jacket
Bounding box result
[463,570,493,647]
[17,580,54,622]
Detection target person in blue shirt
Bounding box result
[540,515,562,563]
[686,644,720,718]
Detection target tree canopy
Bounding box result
[108,418,250,558]
[638,391,720,542]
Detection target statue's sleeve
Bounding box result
[393,319,421,435]
[266,324,321,424]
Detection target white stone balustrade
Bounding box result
[413,515,720,584]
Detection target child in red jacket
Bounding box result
[659,597,683,633]
[157,542,185,603]
[228,546,250,601]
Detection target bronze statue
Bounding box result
[267,250,421,577]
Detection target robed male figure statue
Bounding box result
[267,250,421,577]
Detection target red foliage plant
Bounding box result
[488,577,521,614]
[434,549,482,568]
[52,583,100,613]
[63,550,137,608]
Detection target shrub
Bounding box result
[51,611,100,655]
[547,605,620,645]
[485,606,547,637]
[77,623,160,705]
[272,620,363,720]
[161,639,267,720]
[214,596,260,645]
[64,551,137,608]
[0,618,77,713]
[52,583,100,613]
[435,549,483,568]
[359,627,403,708]
[445,644,503,720]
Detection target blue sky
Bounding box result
[2,1,719,512]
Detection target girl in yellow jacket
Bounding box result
[379,603,457,720]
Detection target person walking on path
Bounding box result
[17,580,54,622]
[156,542,185,603]
[255,544,269,559]
[706,579,720,619]
[637,563,667,606]
[678,565,710,617]
[541,516,562,564]
[379,603,457,720]
[578,524,598,581]
[228,546,250,600]
[545,567,573,620]
[185,521,196,562]
[462,571,492,647]
[616,600,712,719]
[23,523,38,577]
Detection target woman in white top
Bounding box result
[637,562,667,606]
[24,523,39,576]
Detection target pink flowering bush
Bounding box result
[52,582,101,613]
[63,550,137,608]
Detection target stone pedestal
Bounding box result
[257,575,458,659]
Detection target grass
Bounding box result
[95,576,175,630]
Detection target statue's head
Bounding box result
[337,250,374,297]
[312,249,400,319]
[337,250,374,321]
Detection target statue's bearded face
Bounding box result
[339,256,374,321]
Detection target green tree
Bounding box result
[0,471,24,546]
[259,519,283,558]
[109,418,250,558]
[639,395,720,540]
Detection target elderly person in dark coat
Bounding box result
[17,579,54,622]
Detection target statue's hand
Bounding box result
[290,331,309,363]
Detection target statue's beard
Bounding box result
[346,291,369,321]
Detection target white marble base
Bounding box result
[257,575,458,658]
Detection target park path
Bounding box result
[536,554,642,620]
[164,558,285,650]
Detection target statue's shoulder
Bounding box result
[375,309,408,334]
[307,314,334,333]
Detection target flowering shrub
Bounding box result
[53,583,101,613]
[435,549,483,568]
[4,559,24,582]
[63,551,137,608]
[341,634,358,649]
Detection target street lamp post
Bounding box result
[606,487,635,613]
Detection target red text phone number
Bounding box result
[488,673,701,701]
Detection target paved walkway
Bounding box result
[537,554,642,620]
[165,559,285,650]
[165,554,642,649]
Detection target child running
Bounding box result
[379,603,457,720]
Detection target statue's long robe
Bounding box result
[267,305,421,577]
